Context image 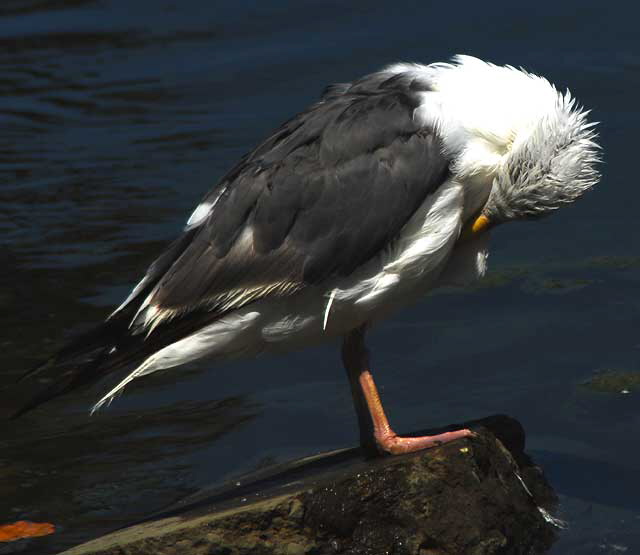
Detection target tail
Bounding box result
[9,317,139,419]
[9,230,207,419]
[9,305,216,419]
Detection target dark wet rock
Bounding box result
[59,416,557,555]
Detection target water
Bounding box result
[0,1,638,553]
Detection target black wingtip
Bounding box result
[15,357,57,385]
[8,399,38,420]
[7,375,77,420]
[8,317,130,416]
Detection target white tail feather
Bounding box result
[90,359,152,415]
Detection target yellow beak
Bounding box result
[460,214,492,242]
[471,214,491,234]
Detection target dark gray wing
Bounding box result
[8,71,454,417]
[134,70,450,326]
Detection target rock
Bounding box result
[59,415,558,555]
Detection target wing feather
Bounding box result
[9,68,454,418]
[133,72,450,329]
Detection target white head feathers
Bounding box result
[392,55,601,222]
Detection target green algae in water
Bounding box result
[581,370,640,393]
[521,277,596,295]
[582,255,640,270]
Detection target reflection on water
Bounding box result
[0,0,639,554]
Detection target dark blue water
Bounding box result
[0,1,638,553]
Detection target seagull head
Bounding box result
[473,92,601,232]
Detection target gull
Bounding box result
[14,56,600,456]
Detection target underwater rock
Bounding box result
[59,415,557,555]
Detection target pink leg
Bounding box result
[342,326,474,456]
